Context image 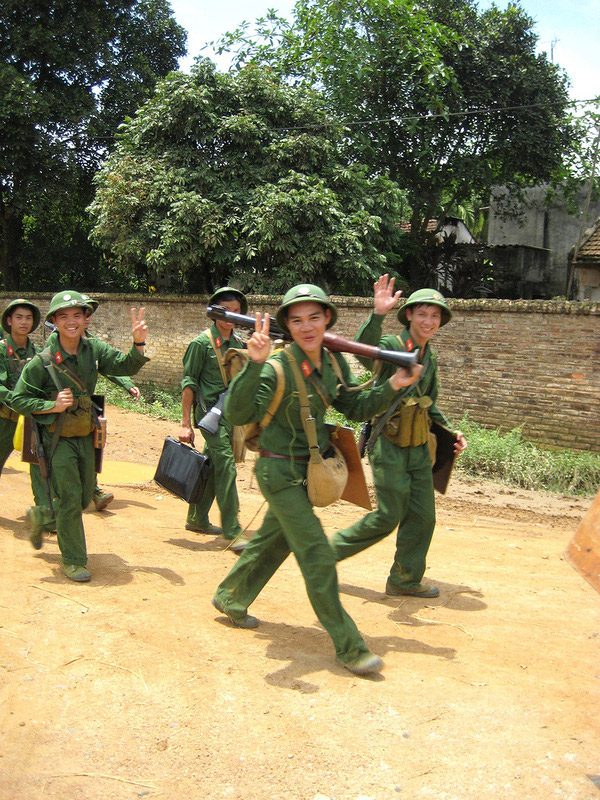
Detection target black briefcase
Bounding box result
[153,437,211,504]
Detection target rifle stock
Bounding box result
[31,419,54,515]
[206,305,419,371]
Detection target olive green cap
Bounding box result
[398,288,452,327]
[275,284,337,333]
[45,290,93,323]
[1,298,41,334]
[208,286,248,315]
[80,294,99,313]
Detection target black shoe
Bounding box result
[212,598,259,628]
[386,580,439,598]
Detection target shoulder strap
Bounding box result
[283,350,320,462]
[38,350,65,393]
[258,359,285,431]
[205,327,228,388]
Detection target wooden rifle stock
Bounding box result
[206,305,419,371]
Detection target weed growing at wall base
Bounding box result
[97,378,600,498]
[456,417,600,497]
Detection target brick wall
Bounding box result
[3,292,599,452]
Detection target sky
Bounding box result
[168,0,600,104]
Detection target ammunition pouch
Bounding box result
[382,396,432,448]
[0,403,19,423]
[48,395,95,438]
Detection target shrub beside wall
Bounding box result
[2,293,599,453]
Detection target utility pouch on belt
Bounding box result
[47,395,95,437]
[285,350,348,507]
[383,395,432,448]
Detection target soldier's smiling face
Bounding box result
[285,301,331,358]
[52,307,86,343]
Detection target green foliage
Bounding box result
[217,0,579,290]
[0,0,187,290]
[457,417,600,497]
[88,62,411,295]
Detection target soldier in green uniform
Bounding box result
[0,299,55,529]
[9,291,149,582]
[212,284,422,676]
[331,275,467,598]
[179,287,248,553]
[81,295,141,512]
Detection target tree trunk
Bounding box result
[0,206,23,291]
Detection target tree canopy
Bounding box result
[88,61,411,295]
[0,0,186,290]
[217,0,578,285]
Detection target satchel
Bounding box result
[284,350,348,507]
[154,437,211,504]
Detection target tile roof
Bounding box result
[577,217,600,262]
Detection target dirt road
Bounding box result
[1,406,599,800]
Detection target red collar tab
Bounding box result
[405,338,414,351]
[54,351,63,364]
[7,345,14,356]
[301,360,312,377]
[215,336,222,349]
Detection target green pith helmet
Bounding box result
[398,288,452,327]
[80,294,99,313]
[1,298,41,335]
[208,286,248,315]
[45,290,93,323]
[275,284,337,333]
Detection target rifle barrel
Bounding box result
[206,305,419,370]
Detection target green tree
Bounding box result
[88,61,410,295]
[0,0,186,290]
[217,0,577,286]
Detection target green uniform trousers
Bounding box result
[0,417,55,529]
[213,457,370,664]
[331,437,436,590]
[37,430,96,566]
[187,423,241,538]
[0,415,17,475]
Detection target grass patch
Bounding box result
[97,377,600,497]
[96,376,182,423]
[456,416,600,497]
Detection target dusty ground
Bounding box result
[1,405,599,800]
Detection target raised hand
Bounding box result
[373,274,402,316]
[131,307,147,344]
[246,313,271,363]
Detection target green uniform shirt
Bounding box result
[225,341,398,458]
[9,331,149,426]
[84,332,135,393]
[355,311,452,429]
[181,324,245,421]
[0,334,38,409]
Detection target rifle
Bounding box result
[206,305,419,371]
[31,419,55,517]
